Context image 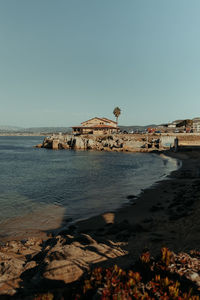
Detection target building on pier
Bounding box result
[72,117,119,135]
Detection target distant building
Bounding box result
[147,127,156,133]
[193,118,200,132]
[168,123,177,128]
[167,120,184,128]
[72,117,119,135]
[167,119,193,133]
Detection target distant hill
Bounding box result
[0,124,163,134]
[0,126,72,133]
[0,126,23,132]
[0,125,160,134]
[23,127,72,133]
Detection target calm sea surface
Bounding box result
[0,136,179,237]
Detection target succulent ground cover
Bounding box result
[33,248,200,300]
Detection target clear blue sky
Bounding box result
[1,0,200,127]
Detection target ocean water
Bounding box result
[0,136,179,237]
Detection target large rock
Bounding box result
[0,248,25,295]
[59,143,70,149]
[0,233,126,295]
[87,138,98,149]
[42,234,126,284]
[73,137,86,149]
[123,140,144,151]
[39,134,148,152]
[43,258,83,283]
[52,140,59,150]
[35,143,43,148]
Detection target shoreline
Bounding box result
[1,148,200,296]
[75,149,195,259]
[0,133,47,136]
[60,151,180,232]
[0,151,178,243]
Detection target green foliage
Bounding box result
[113,107,121,122]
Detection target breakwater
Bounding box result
[37,133,200,152]
[37,133,162,152]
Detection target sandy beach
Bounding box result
[75,148,200,263]
[1,148,200,297]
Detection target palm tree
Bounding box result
[113,107,121,125]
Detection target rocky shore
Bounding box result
[1,148,200,298]
[36,133,161,152]
[36,133,200,152]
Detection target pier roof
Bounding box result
[72,124,118,129]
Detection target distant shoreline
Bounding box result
[0,133,48,136]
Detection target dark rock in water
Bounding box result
[35,143,43,148]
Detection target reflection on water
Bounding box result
[0,136,179,237]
